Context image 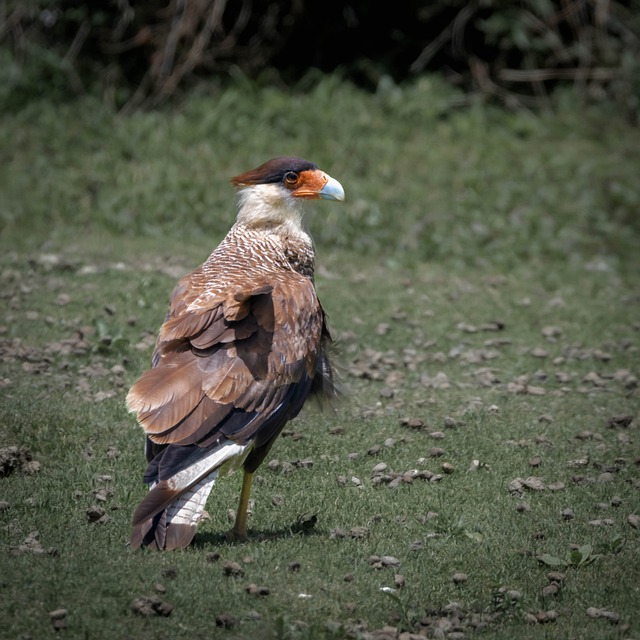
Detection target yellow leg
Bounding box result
[232,470,253,540]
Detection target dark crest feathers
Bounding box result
[231,157,318,186]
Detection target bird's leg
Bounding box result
[230,469,253,540]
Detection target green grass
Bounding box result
[0,76,639,639]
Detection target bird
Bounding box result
[126,156,345,550]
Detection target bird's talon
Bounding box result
[226,529,248,543]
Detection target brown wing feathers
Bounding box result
[126,271,330,550]
[127,275,323,448]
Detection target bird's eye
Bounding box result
[284,171,298,185]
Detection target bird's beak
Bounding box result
[293,170,345,201]
[319,174,345,202]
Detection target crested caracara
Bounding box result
[127,156,344,550]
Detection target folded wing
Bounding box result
[126,267,329,544]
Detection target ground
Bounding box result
[0,77,639,639]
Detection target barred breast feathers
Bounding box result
[202,218,315,285]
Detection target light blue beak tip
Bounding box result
[319,175,345,202]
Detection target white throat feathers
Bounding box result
[235,183,307,235]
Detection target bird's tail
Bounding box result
[130,441,250,551]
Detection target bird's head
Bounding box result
[231,157,345,230]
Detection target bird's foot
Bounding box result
[225,528,248,543]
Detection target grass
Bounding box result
[0,75,639,639]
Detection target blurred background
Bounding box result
[1,1,639,274]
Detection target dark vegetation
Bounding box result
[2,0,640,115]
